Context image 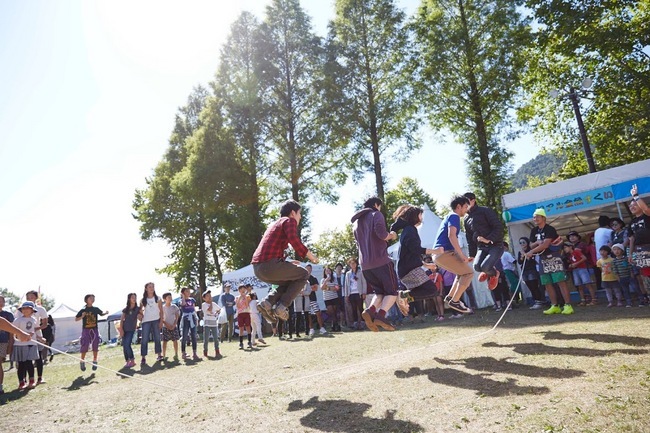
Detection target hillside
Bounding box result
[512,152,565,190]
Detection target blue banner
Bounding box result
[536,186,616,217]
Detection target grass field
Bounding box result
[2,304,650,433]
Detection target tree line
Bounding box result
[133,0,650,289]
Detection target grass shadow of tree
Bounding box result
[287,396,424,432]
[538,331,650,347]
[394,367,549,397]
[63,373,98,391]
[434,356,585,379]
[482,341,648,357]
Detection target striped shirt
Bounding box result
[611,256,632,279]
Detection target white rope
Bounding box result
[33,262,531,398]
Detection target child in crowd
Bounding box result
[119,293,139,368]
[610,244,634,307]
[12,301,42,389]
[249,290,266,345]
[162,292,180,360]
[179,287,200,360]
[425,263,445,321]
[75,294,107,372]
[564,242,598,306]
[201,291,221,358]
[235,284,253,349]
[597,246,624,307]
[139,282,164,365]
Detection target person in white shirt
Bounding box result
[201,291,221,358]
[501,242,520,299]
[15,290,48,384]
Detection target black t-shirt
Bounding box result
[308,275,318,301]
[629,214,650,246]
[76,306,103,329]
[529,224,559,254]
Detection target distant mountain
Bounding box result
[512,153,566,190]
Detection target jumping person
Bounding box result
[252,200,319,323]
[431,195,474,314]
[390,205,442,313]
[75,294,108,372]
[463,192,503,290]
[351,196,399,331]
[525,208,574,315]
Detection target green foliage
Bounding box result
[258,0,349,204]
[327,0,419,201]
[411,0,531,211]
[0,288,54,311]
[384,177,438,215]
[311,224,358,267]
[512,152,565,190]
[521,0,650,177]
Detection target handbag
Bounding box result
[400,266,430,290]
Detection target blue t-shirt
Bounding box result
[434,213,461,252]
[0,310,14,343]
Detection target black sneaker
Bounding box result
[448,300,472,314]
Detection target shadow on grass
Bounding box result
[394,367,549,397]
[132,361,167,376]
[434,356,585,379]
[287,396,424,432]
[0,387,33,404]
[482,341,648,357]
[539,331,650,347]
[63,373,98,391]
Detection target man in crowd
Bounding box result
[525,208,574,315]
[219,283,235,343]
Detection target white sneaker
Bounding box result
[319,327,327,335]
[309,329,315,336]
[529,302,544,310]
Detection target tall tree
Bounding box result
[384,177,438,215]
[215,11,268,257]
[412,0,531,211]
[311,224,358,266]
[521,0,650,177]
[328,0,419,202]
[258,0,348,211]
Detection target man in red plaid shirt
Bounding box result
[252,200,319,323]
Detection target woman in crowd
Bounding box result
[139,282,164,365]
[343,258,367,330]
[517,237,545,309]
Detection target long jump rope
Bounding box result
[29,257,533,398]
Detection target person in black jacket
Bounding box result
[463,192,504,290]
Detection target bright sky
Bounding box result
[0,0,538,314]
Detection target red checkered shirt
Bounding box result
[251,217,309,263]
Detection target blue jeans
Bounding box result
[122,330,135,361]
[140,320,161,357]
[181,316,197,353]
[473,244,504,277]
[203,325,219,352]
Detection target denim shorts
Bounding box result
[572,268,592,286]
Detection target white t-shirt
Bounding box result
[13,316,39,346]
[142,297,161,322]
[594,227,614,256]
[162,304,179,327]
[501,251,516,272]
[201,302,221,327]
[15,304,47,338]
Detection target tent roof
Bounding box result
[48,303,78,319]
[502,159,650,226]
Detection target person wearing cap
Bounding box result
[15,290,48,383]
[219,283,235,343]
[563,241,597,306]
[463,192,504,290]
[251,200,319,324]
[525,208,574,315]
[12,301,43,389]
[201,290,221,358]
[235,285,253,349]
